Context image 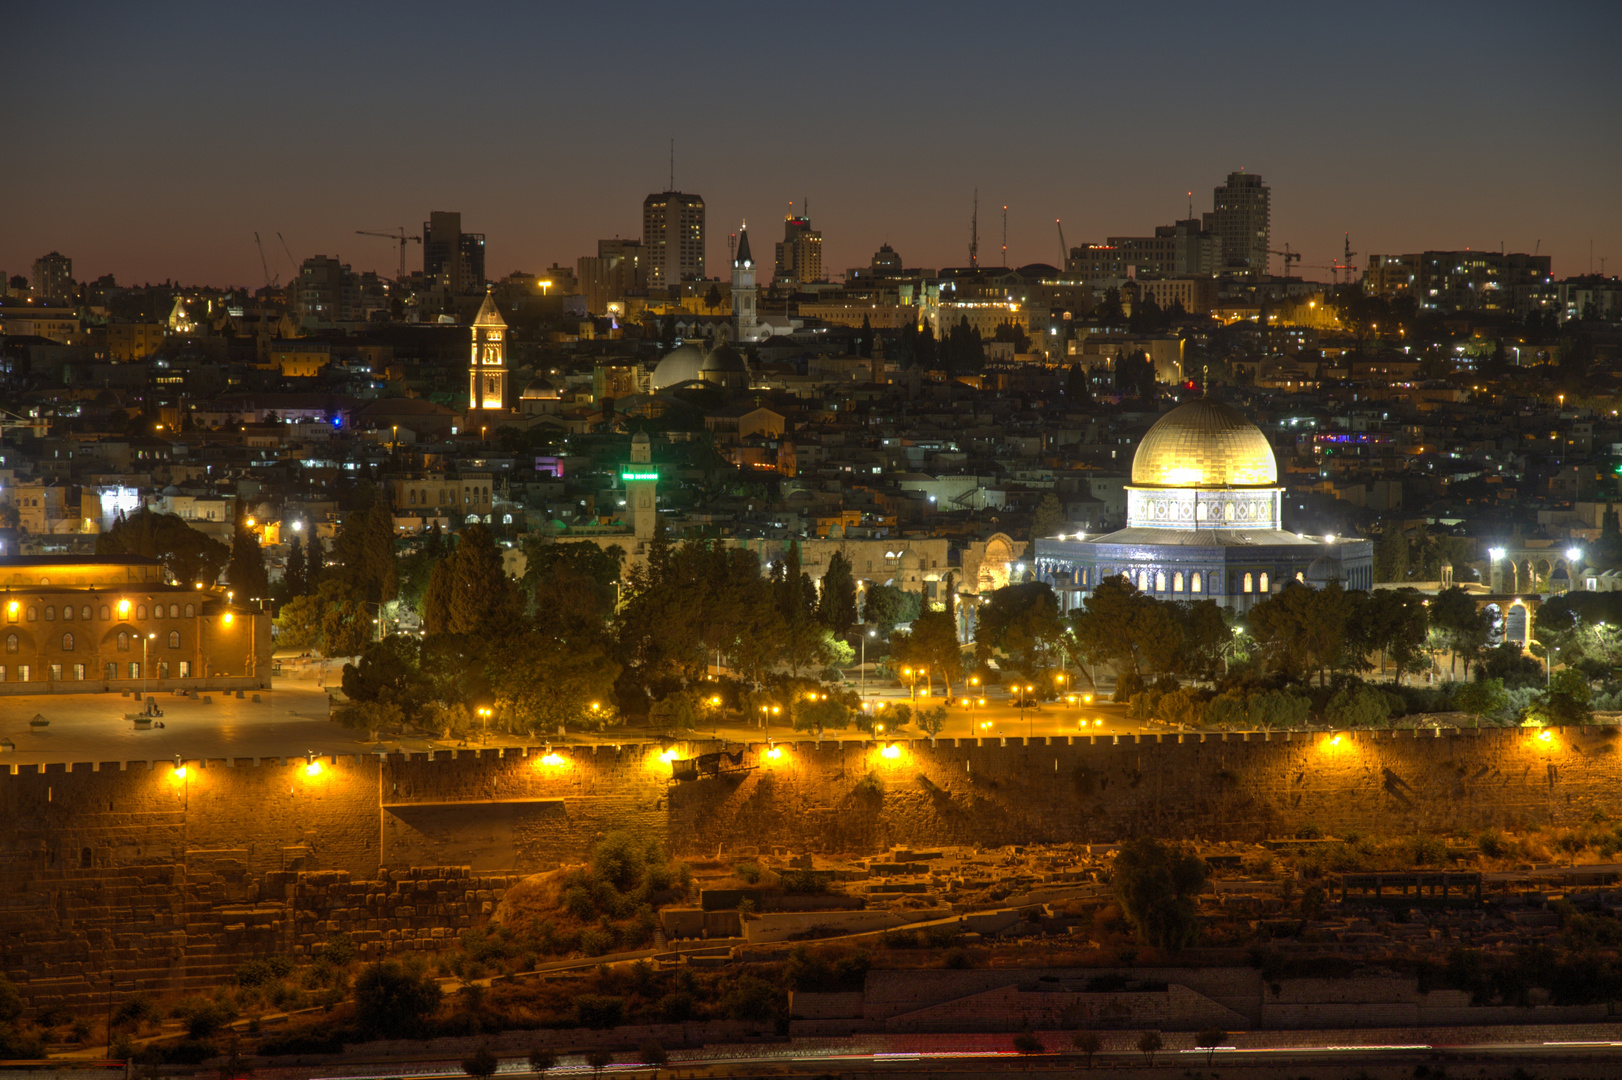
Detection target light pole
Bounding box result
[861,628,876,698]
[141,633,156,703]
[1019,683,1035,738]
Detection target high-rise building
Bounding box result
[290,255,359,324]
[468,292,507,413]
[577,238,644,315]
[423,211,486,294]
[1364,250,1552,313]
[31,252,74,300]
[774,213,823,286]
[643,191,705,289]
[1203,172,1270,276]
[733,223,757,340]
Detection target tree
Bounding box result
[1012,1031,1045,1057]
[449,524,516,635]
[353,961,442,1038]
[1030,493,1064,540]
[363,500,398,603]
[909,574,963,696]
[585,1049,613,1079]
[527,1050,556,1074]
[1064,363,1092,403]
[461,1048,498,1080]
[274,593,327,651]
[974,582,1063,674]
[1136,1031,1163,1066]
[285,536,308,598]
[639,1040,668,1079]
[916,704,948,737]
[422,557,454,635]
[1111,838,1208,951]
[97,508,229,586]
[1071,1030,1102,1068]
[307,536,326,588]
[863,584,919,633]
[1247,582,1358,686]
[1195,1029,1227,1065]
[703,283,722,313]
[227,518,269,602]
[857,314,875,358]
[817,552,859,635]
[1429,585,1491,679]
[1454,677,1507,727]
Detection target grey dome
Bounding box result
[1305,555,1344,584]
[651,343,705,390]
[702,344,747,373]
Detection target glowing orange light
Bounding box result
[305,760,322,776]
[173,766,187,779]
[541,752,565,766]
[880,744,900,759]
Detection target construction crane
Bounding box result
[276,232,298,278]
[356,227,422,279]
[1332,233,1359,286]
[1269,243,1301,278]
[253,232,278,288]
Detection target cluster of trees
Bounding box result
[276,495,399,659]
[889,317,986,373]
[97,508,231,586]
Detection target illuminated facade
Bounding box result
[468,292,507,413]
[643,191,705,288]
[0,556,270,693]
[624,432,657,541]
[1033,398,1371,610]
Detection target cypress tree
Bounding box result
[226,518,269,602]
[285,535,308,597]
[448,523,513,635]
[307,536,326,588]
[422,557,453,635]
[363,500,398,603]
[816,551,859,635]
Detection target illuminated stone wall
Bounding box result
[2,728,1616,1007]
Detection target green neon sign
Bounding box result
[621,472,658,481]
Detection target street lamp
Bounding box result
[861,628,876,697]
[476,706,493,744]
[1019,683,1036,738]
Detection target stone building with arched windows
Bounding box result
[0,555,270,694]
[1032,398,1372,610]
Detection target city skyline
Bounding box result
[3,2,1618,286]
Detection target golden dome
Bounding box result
[1130,399,1278,488]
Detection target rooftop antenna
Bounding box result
[969,190,979,269]
[669,138,674,191]
[1056,219,1066,267]
[1187,190,1193,219]
[1002,204,1008,268]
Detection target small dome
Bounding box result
[651,343,705,390]
[1305,555,1344,584]
[1131,398,1278,488]
[520,376,559,399]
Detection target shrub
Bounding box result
[462,1047,499,1079]
[1325,684,1391,728]
[0,978,20,1023]
[353,961,442,1038]
[1012,1032,1045,1055]
[1111,838,1208,951]
[575,995,624,1029]
[719,975,782,1023]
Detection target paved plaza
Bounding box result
[0,659,1144,767]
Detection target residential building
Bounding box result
[1203,171,1270,276]
[774,213,823,286]
[31,252,73,300]
[643,191,705,288]
[423,210,486,295]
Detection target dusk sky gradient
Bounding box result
[4,1,1619,288]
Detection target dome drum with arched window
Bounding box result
[1030,397,1373,611]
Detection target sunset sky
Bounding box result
[4,1,1618,288]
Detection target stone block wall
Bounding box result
[2,727,1618,1008]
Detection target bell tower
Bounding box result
[732,222,757,340]
[469,291,507,412]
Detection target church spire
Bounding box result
[735,222,753,267]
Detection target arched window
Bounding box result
[1191,571,1202,593]
[1243,572,1254,593]
[117,631,129,652]
[137,604,148,620]
[1173,572,1184,592]
[409,490,417,505]
[81,605,91,620]
[1296,571,1305,583]
[1137,571,1149,591]
[44,606,55,621]
[61,605,72,621]
[1259,572,1270,593]
[61,633,73,651]
[184,604,195,618]
[152,605,162,620]
[169,604,179,618]
[1155,571,1166,592]
[4,634,15,653]
[26,606,37,622]
[168,631,179,649]
[100,605,110,620]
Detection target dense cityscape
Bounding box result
[3,6,1621,1079]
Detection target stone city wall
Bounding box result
[2,726,1617,1007]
